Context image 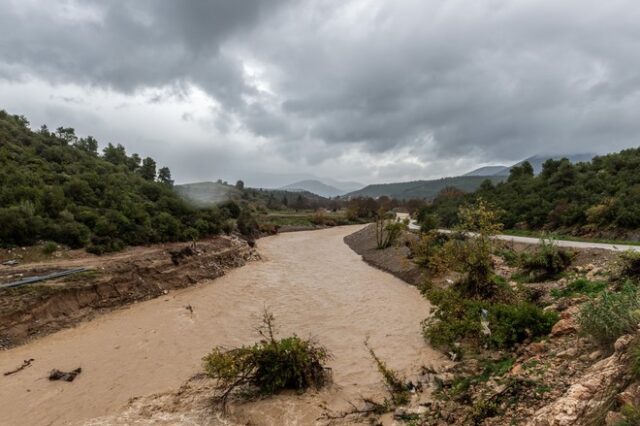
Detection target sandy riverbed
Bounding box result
[0,225,444,425]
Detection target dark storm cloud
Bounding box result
[1,0,640,181]
[0,0,286,102]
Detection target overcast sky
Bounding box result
[1,0,639,186]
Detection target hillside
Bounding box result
[346,175,505,200]
[280,179,345,197]
[175,181,241,207]
[463,165,509,176]
[426,149,640,235]
[495,153,597,176]
[0,111,227,253]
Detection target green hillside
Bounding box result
[346,175,505,200]
[425,149,640,235]
[0,111,227,253]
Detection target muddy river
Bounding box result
[0,225,444,425]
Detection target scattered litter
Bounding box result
[1,260,19,266]
[49,368,82,382]
[185,304,194,315]
[480,308,491,337]
[3,359,34,376]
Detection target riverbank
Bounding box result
[0,235,256,349]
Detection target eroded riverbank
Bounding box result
[0,225,445,426]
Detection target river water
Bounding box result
[0,225,444,425]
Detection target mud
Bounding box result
[0,225,445,426]
[0,236,255,348]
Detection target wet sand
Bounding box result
[0,225,443,425]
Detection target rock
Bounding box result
[510,363,523,376]
[615,334,634,353]
[557,347,578,359]
[616,390,634,406]
[551,318,577,337]
[393,407,408,420]
[605,411,625,426]
[527,349,630,425]
[528,342,547,354]
[588,350,603,361]
[407,406,429,416]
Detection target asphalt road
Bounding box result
[407,221,640,252]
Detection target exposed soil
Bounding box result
[0,235,256,349]
[344,224,426,286]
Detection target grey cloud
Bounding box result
[1,0,640,183]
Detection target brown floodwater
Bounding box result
[0,225,445,425]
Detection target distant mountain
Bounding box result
[280,179,345,198]
[244,172,362,193]
[346,153,599,200]
[345,176,505,200]
[175,181,241,206]
[464,165,509,177]
[321,178,364,193]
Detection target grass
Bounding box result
[259,210,355,227]
[577,282,640,346]
[551,278,608,299]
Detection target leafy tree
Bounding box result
[139,157,157,181]
[157,166,174,186]
[235,180,245,190]
[0,110,226,252]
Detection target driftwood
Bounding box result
[3,358,34,376]
[49,368,82,382]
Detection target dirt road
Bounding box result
[0,225,443,425]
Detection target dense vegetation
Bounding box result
[0,111,227,253]
[422,148,640,236]
[418,201,559,353]
[347,175,504,200]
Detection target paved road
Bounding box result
[408,221,640,252]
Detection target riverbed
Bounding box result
[0,225,444,425]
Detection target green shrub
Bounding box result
[617,251,640,281]
[444,200,503,299]
[237,209,259,237]
[203,311,330,406]
[41,241,58,255]
[616,403,640,426]
[375,213,406,249]
[488,303,558,348]
[629,339,640,379]
[578,283,640,346]
[520,237,574,281]
[423,288,557,350]
[551,278,607,299]
[410,232,449,273]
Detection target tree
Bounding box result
[139,157,157,181]
[75,136,98,155]
[449,199,503,298]
[56,127,77,144]
[102,143,128,165]
[157,167,174,186]
[235,180,245,190]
